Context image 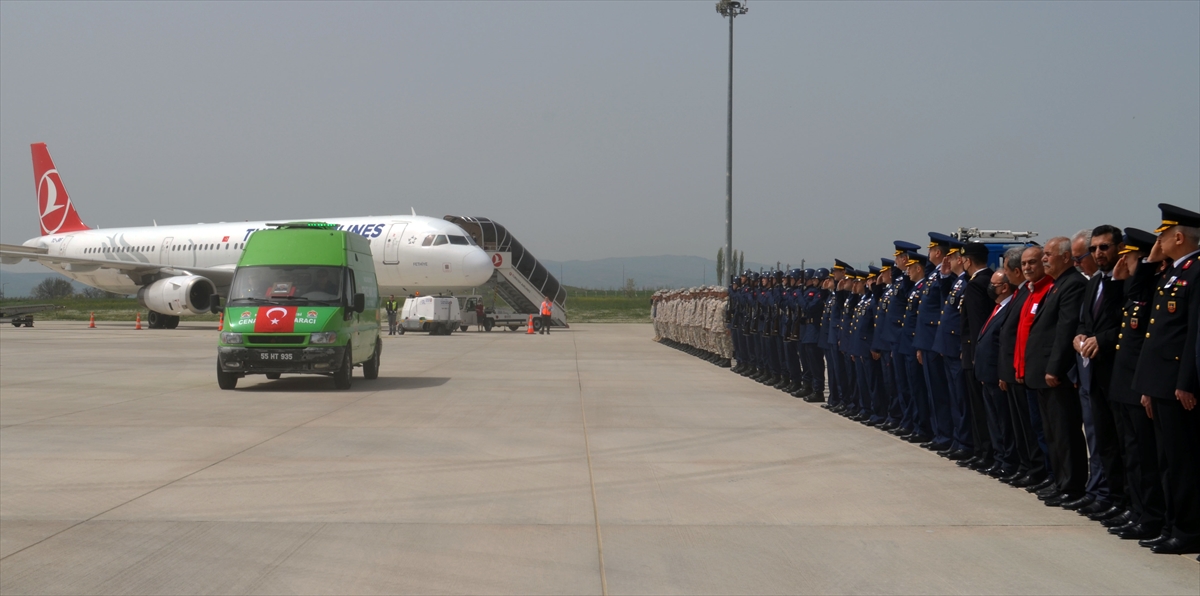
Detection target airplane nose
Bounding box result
[462,249,494,287]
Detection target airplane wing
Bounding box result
[0,243,236,287]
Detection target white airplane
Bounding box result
[0,143,495,328]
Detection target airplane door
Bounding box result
[55,236,73,257]
[383,224,406,265]
[160,237,173,266]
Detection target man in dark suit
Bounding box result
[1132,203,1200,555]
[1024,236,1089,507]
[1002,247,1051,490]
[960,242,1000,474]
[1072,225,1127,519]
[975,269,1019,477]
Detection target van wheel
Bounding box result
[363,339,381,380]
[484,318,494,332]
[333,350,353,390]
[445,325,453,336]
[508,325,519,331]
[398,327,405,335]
[265,373,281,380]
[532,318,544,332]
[217,363,238,390]
[460,325,469,332]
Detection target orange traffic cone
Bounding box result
[217,311,224,331]
[135,312,142,330]
[88,312,95,328]
[526,314,535,335]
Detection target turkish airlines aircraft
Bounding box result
[0,143,494,328]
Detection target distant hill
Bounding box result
[541,255,771,290]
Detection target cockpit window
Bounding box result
[421,234,435,247]
[432,235,449,246]
[448,235,470,246]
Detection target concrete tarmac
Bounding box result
[0,321,1196,594]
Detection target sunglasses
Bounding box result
[1087,244,1111,253]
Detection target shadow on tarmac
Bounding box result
[235,376,450,393]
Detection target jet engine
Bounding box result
[137,275,215,315]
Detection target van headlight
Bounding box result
[221,332,243,344]
[310,332,338,344]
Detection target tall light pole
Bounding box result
[716,0,747,285]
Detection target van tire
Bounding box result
[460,325,469,332]
[508,325,520,331]
[445,325,453,336]
[532,318,544,333]
[333,350,353,390]
[265,373,281,380]
[363,340,381,380]
[484,318,494,332]
[217,363,238,390]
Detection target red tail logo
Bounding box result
[32,143,89,236]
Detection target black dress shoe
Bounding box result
[944,449,970,461]
[1061,495,1094,511]
[1107,520,1137,535]
[1100,510,1135,526]
[1077,501,1109,516]
[969,459,995,472]
[1116,524,1163,540]
[956,456,979,468]
[1044,493,1081,507]
[987,465,1011,479]
[905,434,930,444]
[1150,537,1200,555]
[1037,487,1062,500]
[1010,474,1039,488]
[804,393,826,403]
[1138,533,1171,548]
[1026,478,1054,493]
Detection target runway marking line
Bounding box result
[573,331,608,596]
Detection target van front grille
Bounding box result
[248,335,306,345]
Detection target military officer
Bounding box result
[916,234,956,453]
[1132,203,1200,555]
[899,252,935,444]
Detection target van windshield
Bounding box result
[228,265,344,306]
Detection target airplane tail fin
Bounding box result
[32,143,89,236]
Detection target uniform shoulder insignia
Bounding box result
[1184,259,1192,270]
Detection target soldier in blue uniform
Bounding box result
[832,264,859,414]
[871,260,902,429]
[887,243,920,436]
[899,252,935,444]
[821,262,848,410]
[857,267,887,424]
[933,236,977,461]
[801,268,829,402]
[915,234,955,453]
[781,270,806,395]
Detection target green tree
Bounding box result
[31,277,75,300]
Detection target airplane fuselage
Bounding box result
[21,215,495,297]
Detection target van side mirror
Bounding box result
[353,293,365,313]
[210,294,223,314]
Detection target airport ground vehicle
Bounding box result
[456,295,531,332]
[400,295,461,335]
[214,223,381,390]
[0,304,61,327]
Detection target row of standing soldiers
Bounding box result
[651,287,733,366]
[723,202,1200,557]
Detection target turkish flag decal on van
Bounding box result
[254,306,297,332]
